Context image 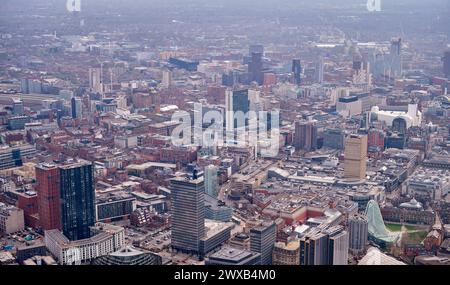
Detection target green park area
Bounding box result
[385,223,429,244]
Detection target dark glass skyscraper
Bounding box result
[170,176,205,256]
[250,221,276,265]
[292,59,302,86]
[226,89,250,130]
[59,160,95,241]
[248,52,263,85]
[443,50,450,79]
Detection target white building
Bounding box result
[205,165,219,198]
[45,223,125,265]
[370,104,422,129]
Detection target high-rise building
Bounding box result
[368,128,385,150]
[161,69,172,89]
[294,121,317,151]
[300,226,348,265]
[344,134,368,179]
[71,97,83,119]
[170,176,205,256]
[248,52,263,85]
[225,89,250,136]
[89,68,103,94]
[389,38,402,78]
[315,56,324,84]
[443,50,450,79]
[323,129,345,150]
[250,221,276,265]
[249,44,264,55]
[204,165,218,198]
[348,213,369,255]
[36,163,61,231]
[326,227,349,265]
[299,231,328,265]
[292,59,302,86]
[12,98,24,115]
[59,160,95,241]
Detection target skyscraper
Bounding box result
[315,56,324,84]
[294,121,317,151]
[225,89,250,138]
[292,59,302,86]
[71,97,82,119]
[348,213,369,255]
[299,231,328,265]
[161,69,172,89]
[389,38,402,78]
[248,52,264,85]
[249,44,264,55]
[36,163,61,231]
[59,160,95,241]
[344,134,368,179]
[300,226,348,265]
[326,227,349,265]
[204,165,218,198]
[89,68,103,94]
[443,50,450,79]
[250,221,276,265]
[170,176,205,255]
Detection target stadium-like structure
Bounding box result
[365,200,400,246]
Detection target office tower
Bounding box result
[89,68,103,94]
[344,134,368,179]
[71,97,83,119]
[248,52,264,85]
[348,213,369,255]
[294,121,317,151]
[170,176,205,255]
[299,231,328,265]
[250,221,276,265]
[443,50,450,79]
[249,44,264,55]
[204,165,218,198]
[326,227,349,265]
[292,59,302,86]
[315,56,324,84]
[272,241,300,265]
[59,160,95,241]
[12,99,24,115]
[323,128,345,150]
[161,69,172,89]
[225,89,250,133]
[300,226,348,265]
[36,163,61,231]
[389,38,402,78]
